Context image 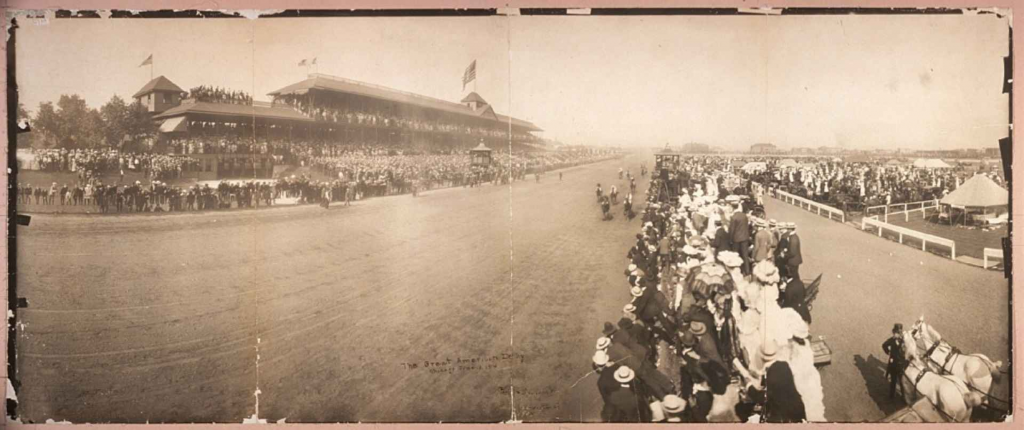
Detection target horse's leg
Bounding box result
[936,381,971,422]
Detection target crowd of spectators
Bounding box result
[187,86,253,105]
[742,157,1005,209]
[593,156,823,423]
[273,93,538,142]
[20,144,618,213]
[27,148,200,181]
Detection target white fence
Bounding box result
[775,190,846,223]
[983,247,1004,269]
[861,216,956,260]
[865,199,940,223]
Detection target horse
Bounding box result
[911,317,1003,403]
[901,330,983,422]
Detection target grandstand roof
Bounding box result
[268,74,542,132]
[133,76,186,99]
[153,100,314,123]
[461,92,488,104]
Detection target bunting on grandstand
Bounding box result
[463,60,477,90]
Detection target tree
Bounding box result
[124,100,157,150]
[54,94,96,148]
[33,101,59,148]
[100,95,130,147]
[16,102,28,123]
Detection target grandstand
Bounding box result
[133,74,544,180]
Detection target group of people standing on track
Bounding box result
[591,156,822,423]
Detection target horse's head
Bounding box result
[902,330,921,363]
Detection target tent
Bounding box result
[741,162,767,172]
[938,174,1008,225]
[778,159,798,168]
[912,158,951,169]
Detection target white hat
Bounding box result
[592,350,610,367]
[662,394,686,413]
[596,336,611,350]
[630,286,643,297]
[628,264,637,272]
[614,366,636,383]
[623,303,637,314]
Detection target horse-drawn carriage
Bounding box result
[882,318,1009,423]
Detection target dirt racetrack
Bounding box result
[15,152,1010,423]
[15,154,645,423]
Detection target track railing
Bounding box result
[983,247,1003,269]
[774,190,846,223]
[865,199,940,223]
[861,216,956,260]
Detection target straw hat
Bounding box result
[689,321,708,336]
[614,366,636,383]
[662,394,686,413]
[592,350,609,367]
[596,337,611,350]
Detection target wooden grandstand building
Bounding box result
[138,74,543,180]
[267,73,543,149]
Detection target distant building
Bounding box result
[681,142,710,153]
[750,143,778,154]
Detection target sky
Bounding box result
[14,12,1010,150]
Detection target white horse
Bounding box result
[901,331,983,422]
[911,317,1003,402]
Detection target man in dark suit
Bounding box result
[882,323,906,400]
[773,225,789,278]
[782,276,811,324]
[711,220,730,259]
[785,224,803,281]
[729,201,752,275]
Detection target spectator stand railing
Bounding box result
[983,247,1004,269]
[861,215,956,260]
[774,189,846,223]
[865,199,941,223]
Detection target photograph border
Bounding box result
[2,1,1019,428]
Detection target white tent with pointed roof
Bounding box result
[913,158,951,169]
[939,173,1008,225]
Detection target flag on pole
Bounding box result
[311,57,317,65]
[462,60,477,90]
[298,59,307,67]
[139,54,153,67]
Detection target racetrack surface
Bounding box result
[762,195,1010,421]
[14,154,1009,423]
[15,154,646,423]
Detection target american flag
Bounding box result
[462,60,476,90]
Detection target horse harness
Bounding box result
[940,345,961,374]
